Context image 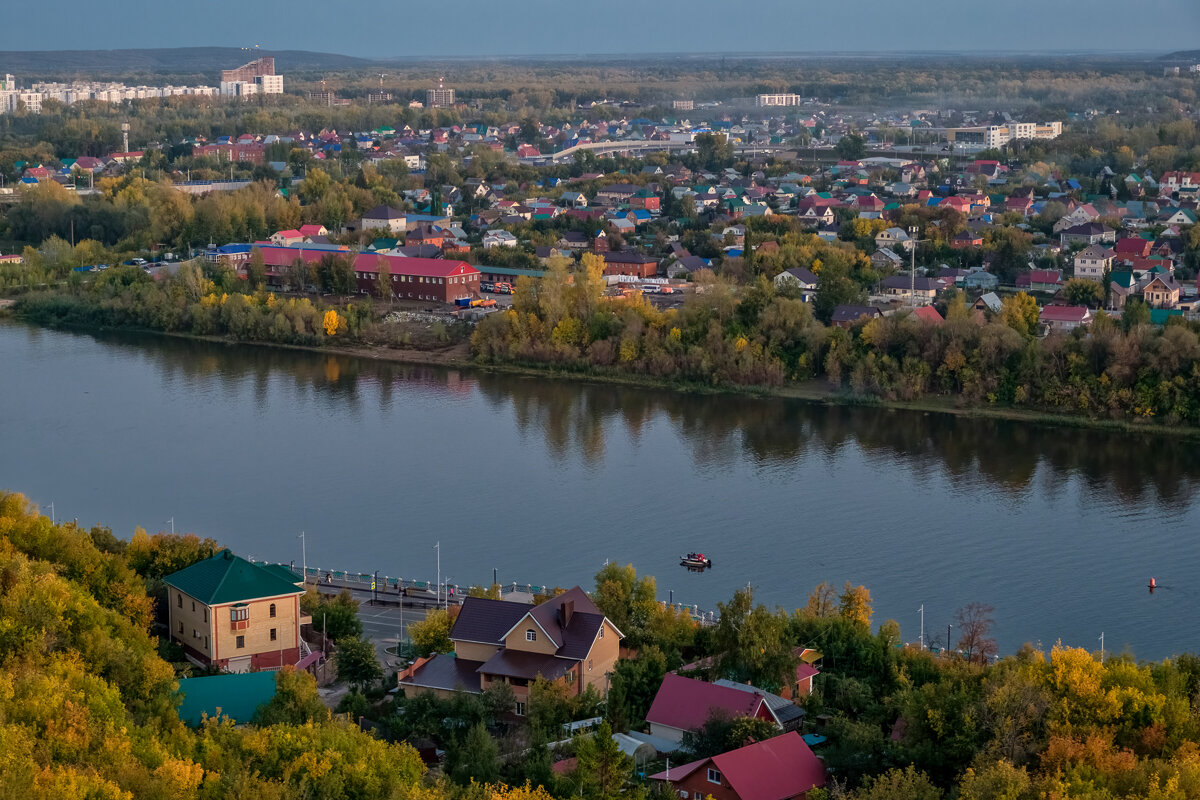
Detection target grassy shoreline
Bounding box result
[13,312,1200,440]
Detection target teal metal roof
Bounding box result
[176,671,277,726]
[165,550,303,605]
[477,266,548,278]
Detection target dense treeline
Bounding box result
[472,254,1200,426]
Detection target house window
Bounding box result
[191,600,195,612]
[707,768,722,784]
[526,629,537,642]
[236,635,245,649]
[177,594,183,608]
[269,603,276,618]
[694,794,702,800]
[515,701,526,716]
[599,627,604,639]
[204,608,209,622]
[588,659,593,671]
[178,622,184,634]
[270,628,277,641]
[231,607,249,622]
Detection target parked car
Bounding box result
[480,281,495,292]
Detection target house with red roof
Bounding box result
[1114,237,1152,258]
[646,673,782,743]
[649,731,826,800]
[298,224,328,240]
[270,229,304,246]
[912,305,944,325]
[1039,304,1092,333]
[397,587,623,715]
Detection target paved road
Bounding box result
[357,602,429,669]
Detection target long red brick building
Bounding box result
[251,245,480,303]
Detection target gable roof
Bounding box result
[646,673,773,732]
[451,586,616,658]
[649,731,825,800]
[165,549,304,605]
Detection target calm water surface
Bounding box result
[3,321,1199,659]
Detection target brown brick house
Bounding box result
[398,587,623,715]
[601,251,660,279]
[165,550,308,673]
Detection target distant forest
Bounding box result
[0,51,1196,113]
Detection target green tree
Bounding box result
[336,635,382,691]
[302,588,363,641]
[253,666,331,725]
[835,133,867,161]
[852,766,942,800]
[569,721,633,800]
[449,722,501,784]
[1062,278,1104,307]
[681,711,779,759]
[711,587,797,691]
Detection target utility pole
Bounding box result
[435,541,441,609]
[1099,632,1105,663]
[918,604,925,650]
[372,570,379,606]
[47,502,55,525]
[947,624,953,656]
[299,531,306,582]
[166,517,174,535]
[908,226,919,306]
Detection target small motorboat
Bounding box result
[680,552,712,569]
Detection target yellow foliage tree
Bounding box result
[323,309,341,336]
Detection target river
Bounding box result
[3,320,1199,659]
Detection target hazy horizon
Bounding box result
[1,0,1197,59]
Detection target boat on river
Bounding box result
[680,552,712,569]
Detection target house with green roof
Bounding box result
[176,671,278,726]
[165,549,307,673]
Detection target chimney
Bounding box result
[561,599,574,628]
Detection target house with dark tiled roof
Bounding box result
[398,587,623,715]
[165,550,307,673]
[649,731,826,800]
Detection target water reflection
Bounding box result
[56,325,1200,506]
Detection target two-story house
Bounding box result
[1073,244,1113,280]
[398,587,623,715]
[165,550,308,673]
[649,732,826,800]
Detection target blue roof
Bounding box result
[1067,179,1082,190]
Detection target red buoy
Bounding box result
[1149,577,1157,590]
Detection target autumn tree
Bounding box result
[803,581,839,618]
[1000,292,1040,336]
[246,246,267,289]
[409,607,454,656]
[323,309,341,336]
[839,582,873,629]
[375,256,392,301]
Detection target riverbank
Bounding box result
[12,311,1200,441]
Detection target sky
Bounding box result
[1,0,1197,57]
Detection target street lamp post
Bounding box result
[372,570,379,606]
[299,531,306,583]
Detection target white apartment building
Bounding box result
[756,93,804,107]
